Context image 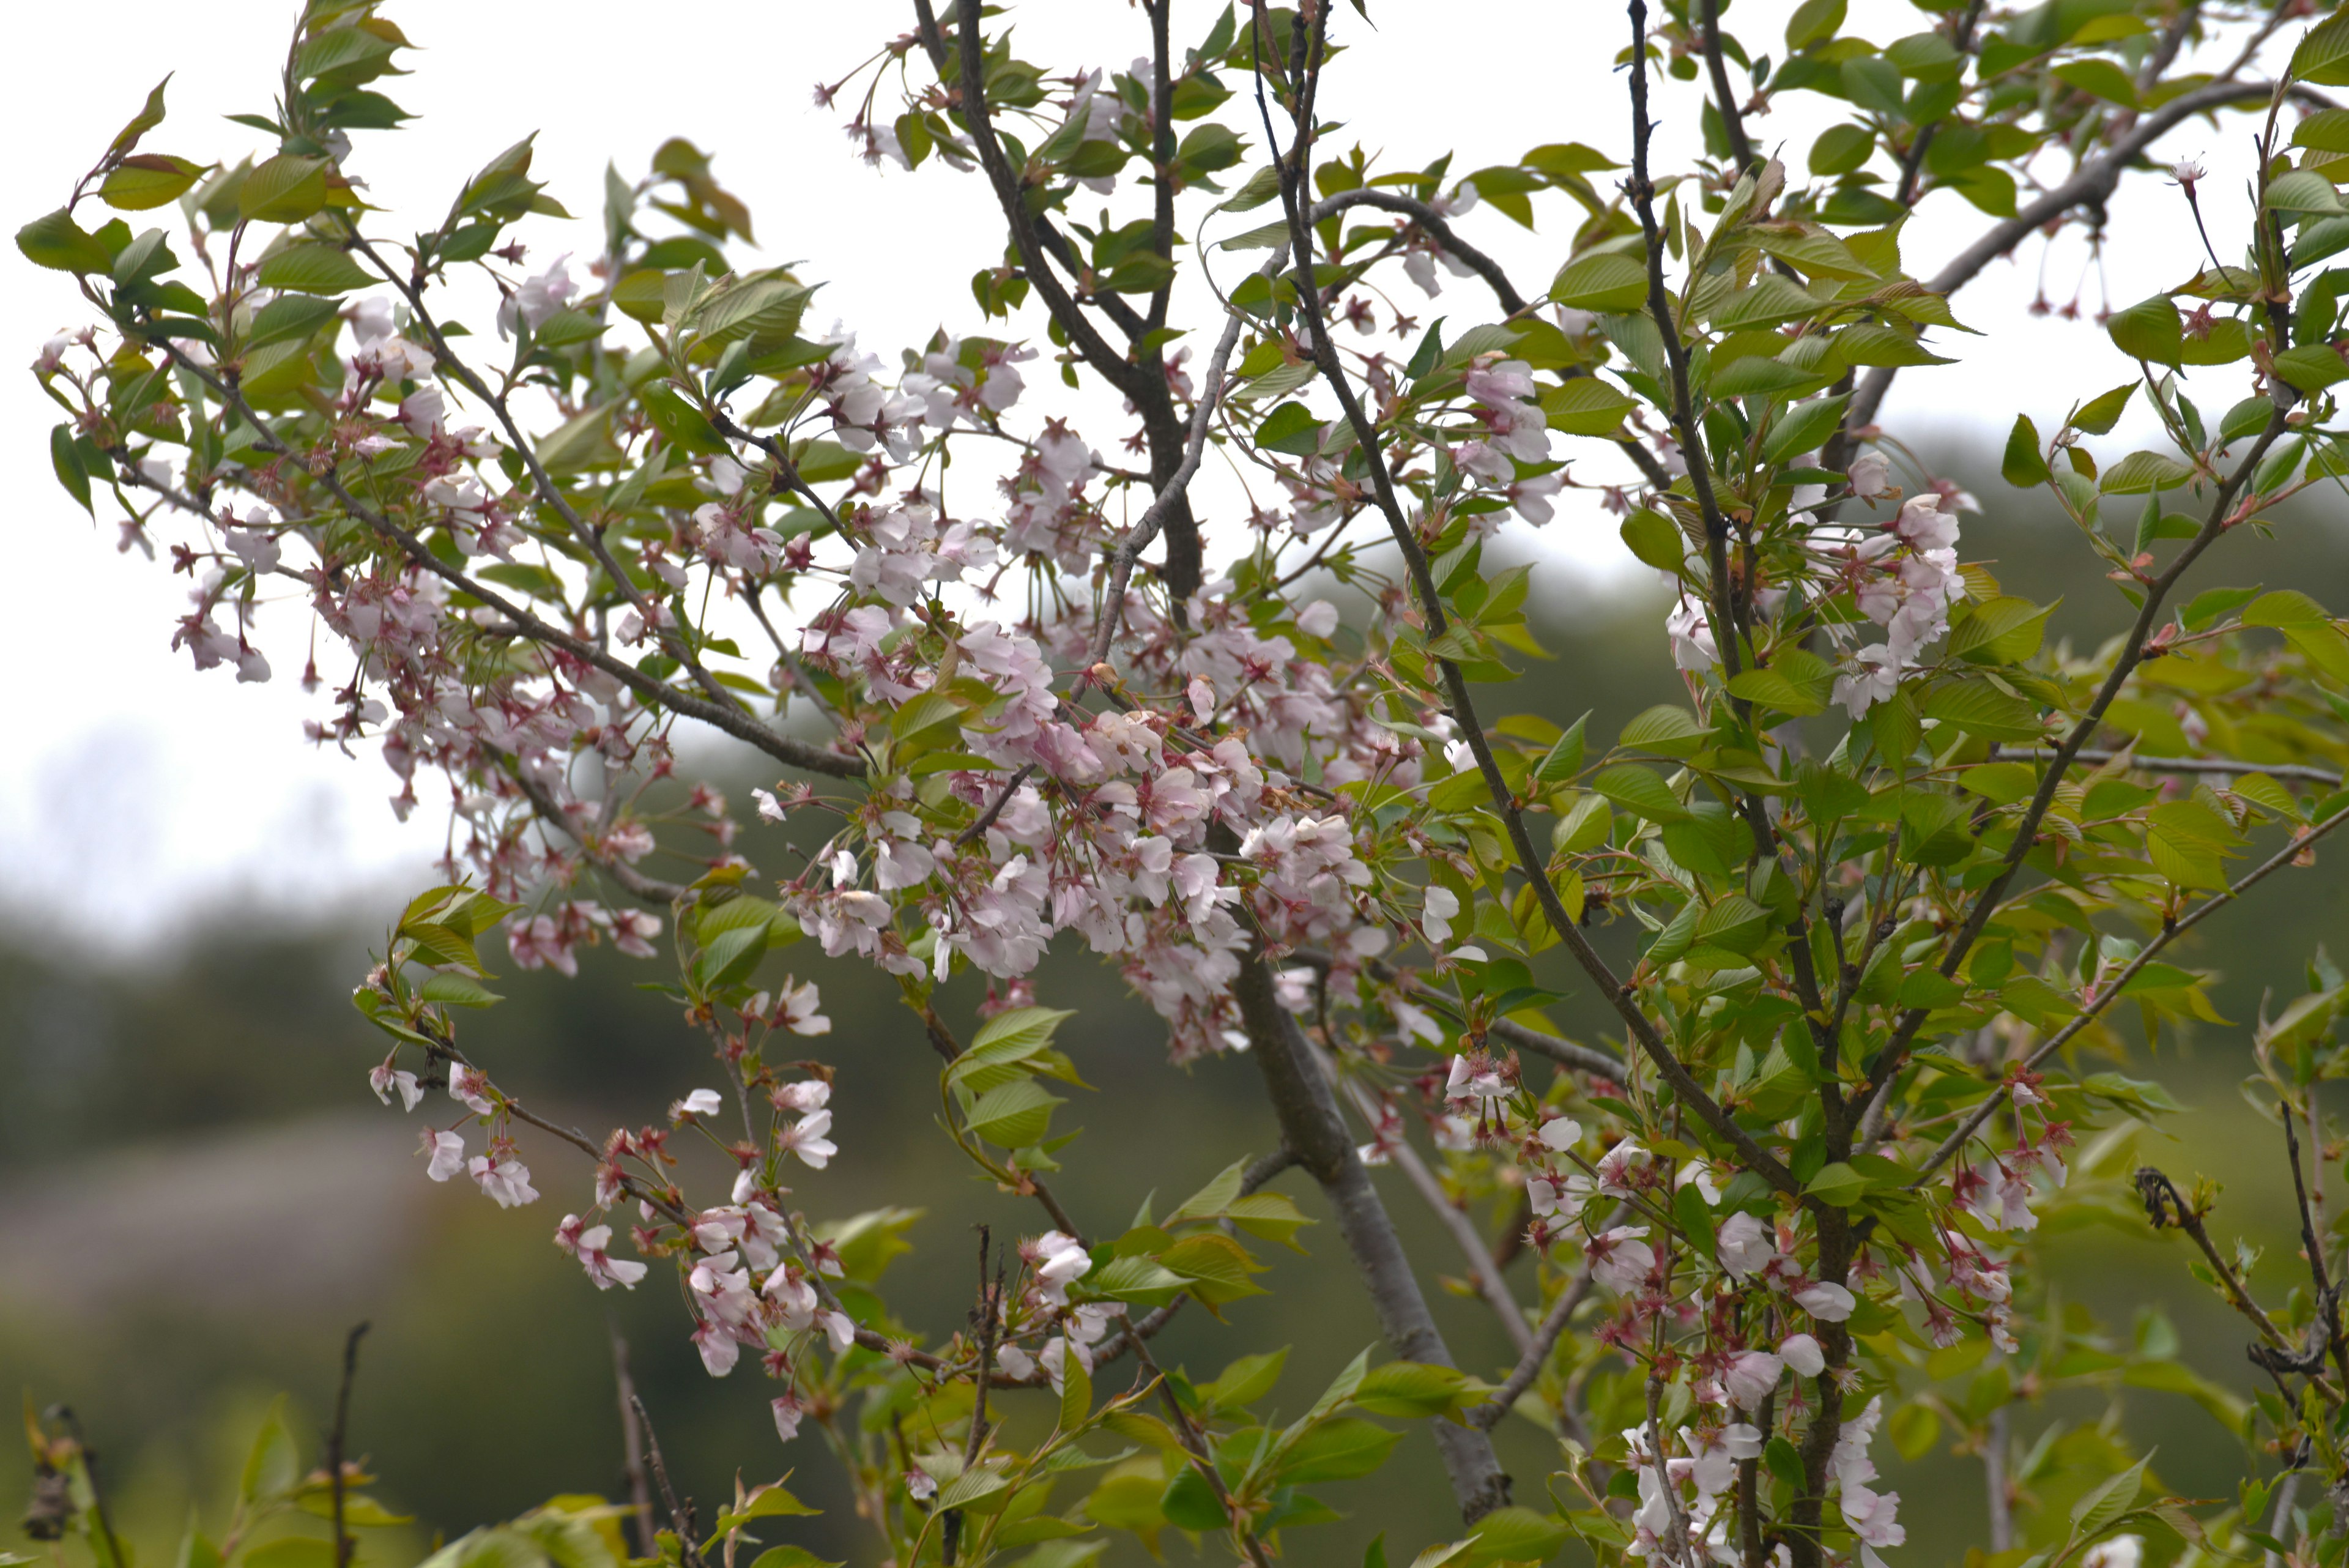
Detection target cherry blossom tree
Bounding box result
[24,0,2349,1564]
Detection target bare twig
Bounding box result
[2009,747,2342,788]
[1327,1062,1535,1356]
[1090,245,1275,666]
[1849,78,2309,433]
[942,1228,997,1567]
[327,1322,371,1568]
[1470,1213,1620,1432]
[2284,1108,2349,1384]
[630,1394,704,1568]
[954,765,1035,848]
[1698,0,1754,171]
[609,1318,658,1559]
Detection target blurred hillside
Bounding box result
[6,447,2349,1565]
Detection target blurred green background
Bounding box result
[7,447,2349,1567]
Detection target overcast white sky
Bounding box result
[0,1,2291,950]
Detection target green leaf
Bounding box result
[1543,377,1636,437]
[420,972,505,1009]
[1787,0,1846,49]
[1924,680,2047,742]
[1593,764,1689,822]
[50,426,92,514]
[1157,1468,1223,1533]
[1763,393,1850,464]
[1551,251,1650,313]
[16,209,114,273]
[239,1399,300,1504]
[256,243,377,294]
[1351,1361,1488,1419]
[1949,597,2055,664]
[1256,401,1323,456]
[964,1079,1064,1148]
[1462,1508,1572,1567]
[1620,509,1684,573]
[1200,1348,1288,1411]
[2293,108,2349,154]
[240,155,332,224]
[1805,1161,1869,1208]
[2099,451,2194,494]
[2106,297,2181,366]
[111,75,173,155]
[2072,383,2137,435]
[973,1005,1076,1054]
[1534,713,1589,783]
[1158,1231,1267,1304]
[2071,1454,2151,1539]
[102,154,206,212]
[2298,7,2349,84]
[2053,58,2138,106]
[2266,169,2343,214]
[2273,343,2349,393]
[2243,589,2332,628]
[1277,1418,1401,1483]
[1710,275,1825,332]
[248,294,341,349]
[1619,704,1706,756]
[746,1551,840,1568]
[1809,123,1874,177]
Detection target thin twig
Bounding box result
[955,765,1034,848]
[630,1394,704,1568]
[1329,1063,1535,1356]
[1698,0,1754,170]
[1294,946,1629,1082]
[1915,798,2349,1181]
[1130,1339,1275,1568]
[942,1228,996,1567]
[609,1318,658,1559]
[327,1322,371,1568]
[2008,747,2342,787]
[1091,245,1280,666]
[1847,77,2312,433]
[1470,1215,1619,1432]
[2284,1108,2349,1384]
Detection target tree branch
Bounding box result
[1260,7,1797,1196]
[1307,188,1672,488]
[1327,1060,1536,1356]
[1628,0,1745,682]
[1698,0,1754,171]
[1916,798,2349,1180]
[1468,1209,1620,1432]
[1849,78,2300,433]
[344,234,759,731]
[1091,242,1278,664]
[2009,746,2342,788]
[1232,944,1513,1522]
[911,0,1203,604]
[1865,410,2289,1111]
[1289,946,1630,1082]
